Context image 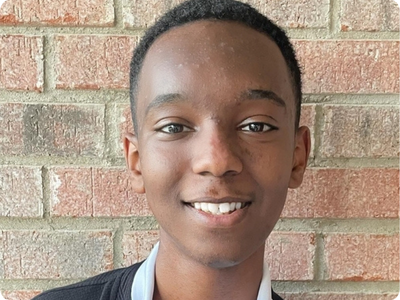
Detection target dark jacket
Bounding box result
[32,262,284,300]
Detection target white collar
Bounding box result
[131,242,272,300]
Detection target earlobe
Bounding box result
[289,126,311,189]
[123,133,145,194]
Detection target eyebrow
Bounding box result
[145,93,185,116]
[240,89,287,109]
[145,89,287,116]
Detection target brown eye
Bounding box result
[160,124,188,134]
[240,122,272,132]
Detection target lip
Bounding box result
[183,197,252,228]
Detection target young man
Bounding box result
[33,0,310,299]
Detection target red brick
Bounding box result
[282,293,398,300]
[123,0,185,28]
[55,36,137,90]
[0,35,43,91]
[340,0,399,32]
[2,231,113,279]
[299,105,315,128]
[265,232,315,280]
[388,1,400,31]
[0,103,24,155]
[243,0,330,28]
[123,230,159,265]
[36,104,104,156]
[0,103,105,157]
[49,167,93,217]
[320,106,399,158]
[283,168,399,218]
[0,0,114,26]
[294,40,400,94]
[2,291,41,300]
[325,233,399,281]
[0,167,43,217]
[49,167,151,217]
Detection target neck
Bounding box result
[152,238,265,300]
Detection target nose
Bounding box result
[191,127,243,177]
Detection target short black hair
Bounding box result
[129,0,302,130]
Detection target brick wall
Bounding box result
[0,0,399,299]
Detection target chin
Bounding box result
[187,241,263,270]
[159,227,267,270]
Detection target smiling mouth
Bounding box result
[187,202,251,215]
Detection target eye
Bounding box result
[159,123,190,134]
[239,122,275,132]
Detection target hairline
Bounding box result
[129,4,302,133]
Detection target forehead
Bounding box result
[144,20,290,74]
[136,20,294,121]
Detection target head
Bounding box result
[124,0,310,269]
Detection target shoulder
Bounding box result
[32,262,144,300]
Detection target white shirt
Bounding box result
[131,242,272,300]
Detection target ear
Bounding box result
[123,133,145,194]
[289,126,311,189]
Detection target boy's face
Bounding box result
[125,20,310,268]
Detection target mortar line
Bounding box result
[0,216,159,231]
[302,94,400,104]
[103,103,111,163]
[2,217,394,234]
[1,91,399,105]
[1,156,398,168]
[329,0,341,37]
[313,232,326,281]
[273,218,399,234]
[0,90,130,104]
[41,166,51,220]
[271,280,399,294]
[41,36,48,93]
[42,35,55,92]
[312,104,325,166]
[0,25,144,36]
[113,0,124,30]
[314,157,399,168]
[103,103,118,164]
[6,278,398,294]
[112,223,124,269]
[0,156,121,167]
[0,24,398,39]
[383,0,388,31]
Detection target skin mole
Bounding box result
[207,186,219,197]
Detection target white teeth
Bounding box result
[208,203,219,214]
[219,203,230,214]
[191,202,246,215]
[201,202,209,212]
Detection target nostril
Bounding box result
[224,170,240,176]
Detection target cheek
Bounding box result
[244,141,294,175]
[139,143,184,205]
[244,141,293,207]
